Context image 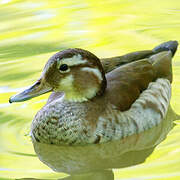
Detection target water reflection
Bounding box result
[30,106,178,180]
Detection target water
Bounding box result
[0,0,180,179]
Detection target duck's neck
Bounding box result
[57,69,107,102]
[63,86,100,102]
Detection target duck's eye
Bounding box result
[59,64,69,71]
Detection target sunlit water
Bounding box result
[0,0,180,179]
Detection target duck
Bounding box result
[9,41,178,145]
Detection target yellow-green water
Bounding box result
[0,0,180,179]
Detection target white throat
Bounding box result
[64,87,99,102]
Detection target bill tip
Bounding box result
[9,98,12,103]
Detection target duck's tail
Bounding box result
[153,40,178,57]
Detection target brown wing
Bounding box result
[105,59,156,111]
[105,50,173,111]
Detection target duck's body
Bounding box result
[32,78,170,145]
[10,41,178,145]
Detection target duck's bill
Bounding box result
[9,81,52,103]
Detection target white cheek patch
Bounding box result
[57,54,88,68]
[81,67,103,82]
[59,74,74,89]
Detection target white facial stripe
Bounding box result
[59,74,74,88]
[57,54,88,67]
[81,67,103,82]
[58,73,97,102]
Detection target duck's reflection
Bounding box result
[32,106,178,180]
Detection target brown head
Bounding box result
[9,48,107,103]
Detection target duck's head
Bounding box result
[9,48,107,103]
